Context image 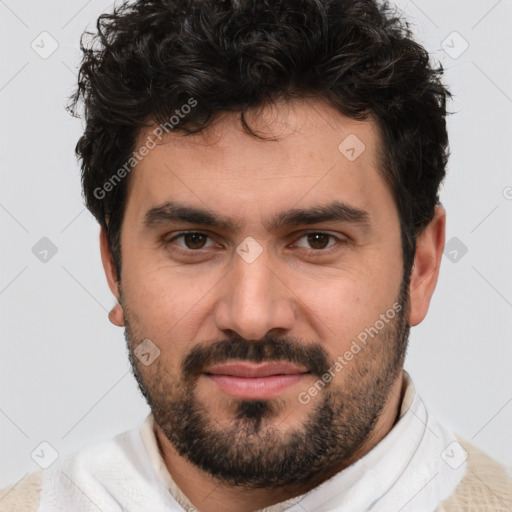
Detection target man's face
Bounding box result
[116,99,409,487]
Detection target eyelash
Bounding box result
[164,231,348,257]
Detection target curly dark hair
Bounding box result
[69,0,450,283]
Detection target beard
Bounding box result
[122,276,411,490]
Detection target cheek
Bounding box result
[121,260,221,347]
[302,254,402,352]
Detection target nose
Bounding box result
[213,249,296,341]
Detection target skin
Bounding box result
[101,98,446,512]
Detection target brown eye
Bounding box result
[166,232,216,251]
[306,233,331,249]
[294,232,338,251]
[182,233,208,249]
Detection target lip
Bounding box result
[205,362,309,378]
[204,362,310,399]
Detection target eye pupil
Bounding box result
[308,233,329,249]
[184,233,207,249]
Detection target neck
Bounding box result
[154,371,405,512]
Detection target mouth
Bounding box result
[204,361,311,400]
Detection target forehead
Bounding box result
[125,99,394,230]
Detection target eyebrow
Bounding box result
[143,200,371,233]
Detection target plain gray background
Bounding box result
[1,0,511,488]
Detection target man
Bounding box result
[1,0,511,510]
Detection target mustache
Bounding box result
[182,335,331,379]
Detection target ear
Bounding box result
[99,226,120,297]
[408,205,446,326]
[100,227,125,326]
